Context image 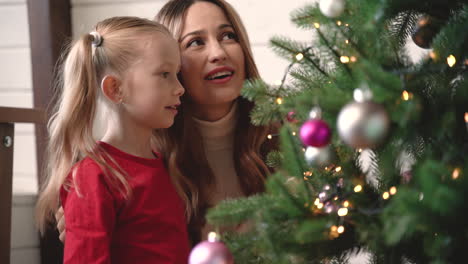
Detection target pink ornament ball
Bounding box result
[286,111,298,123]
[299,119,332,147]
[188,240,234,264]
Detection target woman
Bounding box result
[56,0,278,245]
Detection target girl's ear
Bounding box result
[101,75,123,103]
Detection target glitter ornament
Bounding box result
[300,119,332,147]
[319,0,345,18]
[189,232,234,264]
[337,101,390,149]
[286,111,298,123]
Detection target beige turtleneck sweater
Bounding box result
[192,102,245,239]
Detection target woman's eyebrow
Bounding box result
[180,24,234,42]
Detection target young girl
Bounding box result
[36,16,189,263]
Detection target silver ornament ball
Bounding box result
[304,145,336,168]
[319,0,345,18]
[337,101,390,149]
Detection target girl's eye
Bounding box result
[162,72,170,78]
[222,32,237,41]
[187,39,203,48]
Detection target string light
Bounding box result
[465,113,468,122]
[330,225,337,232]
[382,192,390,200]
[292,131,297,136]
[333,196,339,201]
[350,56,357,62]
[267,134,273,140]
[314,198,320,206]
[343,201,350,207]
[340,56,350,63]
[314,22,320,29]
[447,55,456,67]
[337,208,348,216]
[419,193,424,201]
[303,171,313,177]
[452,168,461,180]
[317,203,324,209]
[429,51,437,60]
[337,225,345,233]
[358,148,363,153]
[389,186,397,195]
[336,20,342,26]
[345,23,349,27]
[354,185,363,193]
[402,90,411,101]
[295,53,304,61]
[276,97,283,104]
[345,39,350,44]
[335,166,342,172]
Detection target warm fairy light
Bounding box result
[337,225,345,233]
[302,148,306,152]
[343,201,350,207]
[314,22,320,28]
[276,97,283,104]
[358,148,362,153]
[314,198,320,205]
[330,225,338,232]
[335,166,342,172]
[267,134,273,140]
[464,112,468,123]
[336,20,342,26]
[389,186,397,195]
[447,55,456,67]
[317,203,324,209]
[350,56,357,62]
[402,90,410,101]
[465,59,468,65]
[334,196,339,201]
[340,56,350,63]
[208,232,218,242]
[292,131,297,136]
[345,39,349,44]
[304,171,313,177]
[295,53,304,61]
[337,208,348,216]
[429,51,437,60]
[452,168,461,180]
[354,185,363,193]
[345,23,349,27]
[382,192,390,200]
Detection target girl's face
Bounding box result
[120,33,185,130]
[178,1,246,120]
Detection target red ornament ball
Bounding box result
[188,240,234,264]
[286,111,298,123]
[299,119,332,147]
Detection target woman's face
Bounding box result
[178,1,245,120]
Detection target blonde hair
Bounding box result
[154,0,278,243]
[36,16,172,234]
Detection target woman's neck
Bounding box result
[191,101,236,121]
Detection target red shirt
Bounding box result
[60,142,190,264]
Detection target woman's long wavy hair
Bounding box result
[35,17,172,233]
[154,0,278,243]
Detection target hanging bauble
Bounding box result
[300,112,332,147]
[286,111,298,123]
[319,0,345,18]
[305,145,336,168]
[411,15,443,49]
[337,100,390,149]
[189,232,234,264]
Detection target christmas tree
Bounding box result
[201,0,468,263]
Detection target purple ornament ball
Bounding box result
[188,240,234,264]
[300,119,332,147]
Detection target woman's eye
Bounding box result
[162,72,170,78]
[187,39,203,48]
[222,32,237,41]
